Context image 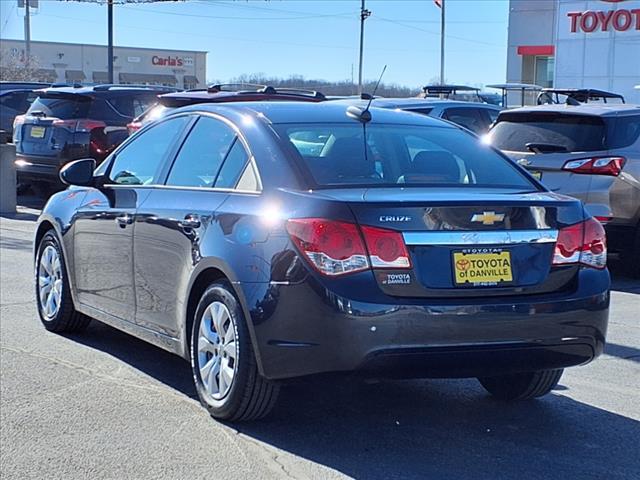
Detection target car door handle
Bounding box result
[115,214,133,227]
[179,215,201,229]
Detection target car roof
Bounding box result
[171,101,456,127]
[329,97,500,110]
[498,103,640,117]
[158,88,325,106]
[34,84,176,96]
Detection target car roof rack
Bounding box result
[420,84,482,101]
[205,83,326,100]
[486,83,543,108]
[92,84,178,92]
[537,88,626,105]
[207,83,268,93]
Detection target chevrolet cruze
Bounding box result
[34,102,610,421]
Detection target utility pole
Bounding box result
[440,0,445,85]
[357,0,371,95]
[24,0,31,67]
[107,0,114,84]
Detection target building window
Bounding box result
[535,56,554,88]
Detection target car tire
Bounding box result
[190,282,279,422]
[478,369,563,400]
[35,231,91,333]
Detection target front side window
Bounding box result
[275,123,536,190]
[165,116,236,188]
[108,116,190,185]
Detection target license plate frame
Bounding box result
[452,249,514,287]
[30,126,46,139]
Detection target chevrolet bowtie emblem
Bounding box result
[471,211,505,225]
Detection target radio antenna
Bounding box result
[347,65,387,123]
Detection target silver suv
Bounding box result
[488,104,640,276]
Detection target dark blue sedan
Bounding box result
[33,101,610,421]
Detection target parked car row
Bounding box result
[9,81,640,276]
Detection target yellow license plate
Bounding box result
[30,126,46,138]
[453,251,513,285]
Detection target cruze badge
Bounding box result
[471,211,505,225]
[379,215,412,223]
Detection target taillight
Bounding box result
[360,225,411,268]
[13,114,25,130]
[286,219,412,276]
[286,219,369,276]
[562,157,626,176]
[553,218,607,269]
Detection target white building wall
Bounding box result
[555,0,640,102]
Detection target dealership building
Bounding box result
[507,0,640,102]
[0,39,207,89]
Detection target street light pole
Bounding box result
[357,0,371,95]
[440,0,445,85]
[107,0,114,84]
[24,0,31,67]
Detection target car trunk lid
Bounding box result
[306,187,583,298]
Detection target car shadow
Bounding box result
[66,320,639,479]
[64,321,196,398]
[605,342,640,363]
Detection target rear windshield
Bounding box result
[489,113,606,152]
[274,123,536,189]
[28,95,90,119]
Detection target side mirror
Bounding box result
[60,158,96,186]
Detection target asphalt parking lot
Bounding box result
[1,198,639,480]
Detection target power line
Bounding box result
[119,4,356,21]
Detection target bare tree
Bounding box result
[0,49,48,82]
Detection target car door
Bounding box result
[133,114,254,337]
[73,115,191,321]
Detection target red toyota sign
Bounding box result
[568,1,640,33]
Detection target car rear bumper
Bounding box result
[243,268,610,380]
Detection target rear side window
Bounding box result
[107,94,159,118]
[489,113,606,152]
[109,116,190,185]
[165,116,236,188]
[275,123,536,189]
[0,91,33,112]
[442,108,486,134]
[608,115,640,149]
[215,138,250,189]
[28,95,90,119]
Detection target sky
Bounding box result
[0,0,510,89]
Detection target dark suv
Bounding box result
[13,84,176,190]
[127,84,326,134]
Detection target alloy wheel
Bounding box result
[38,245,63,320]
[197,301,238,400]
